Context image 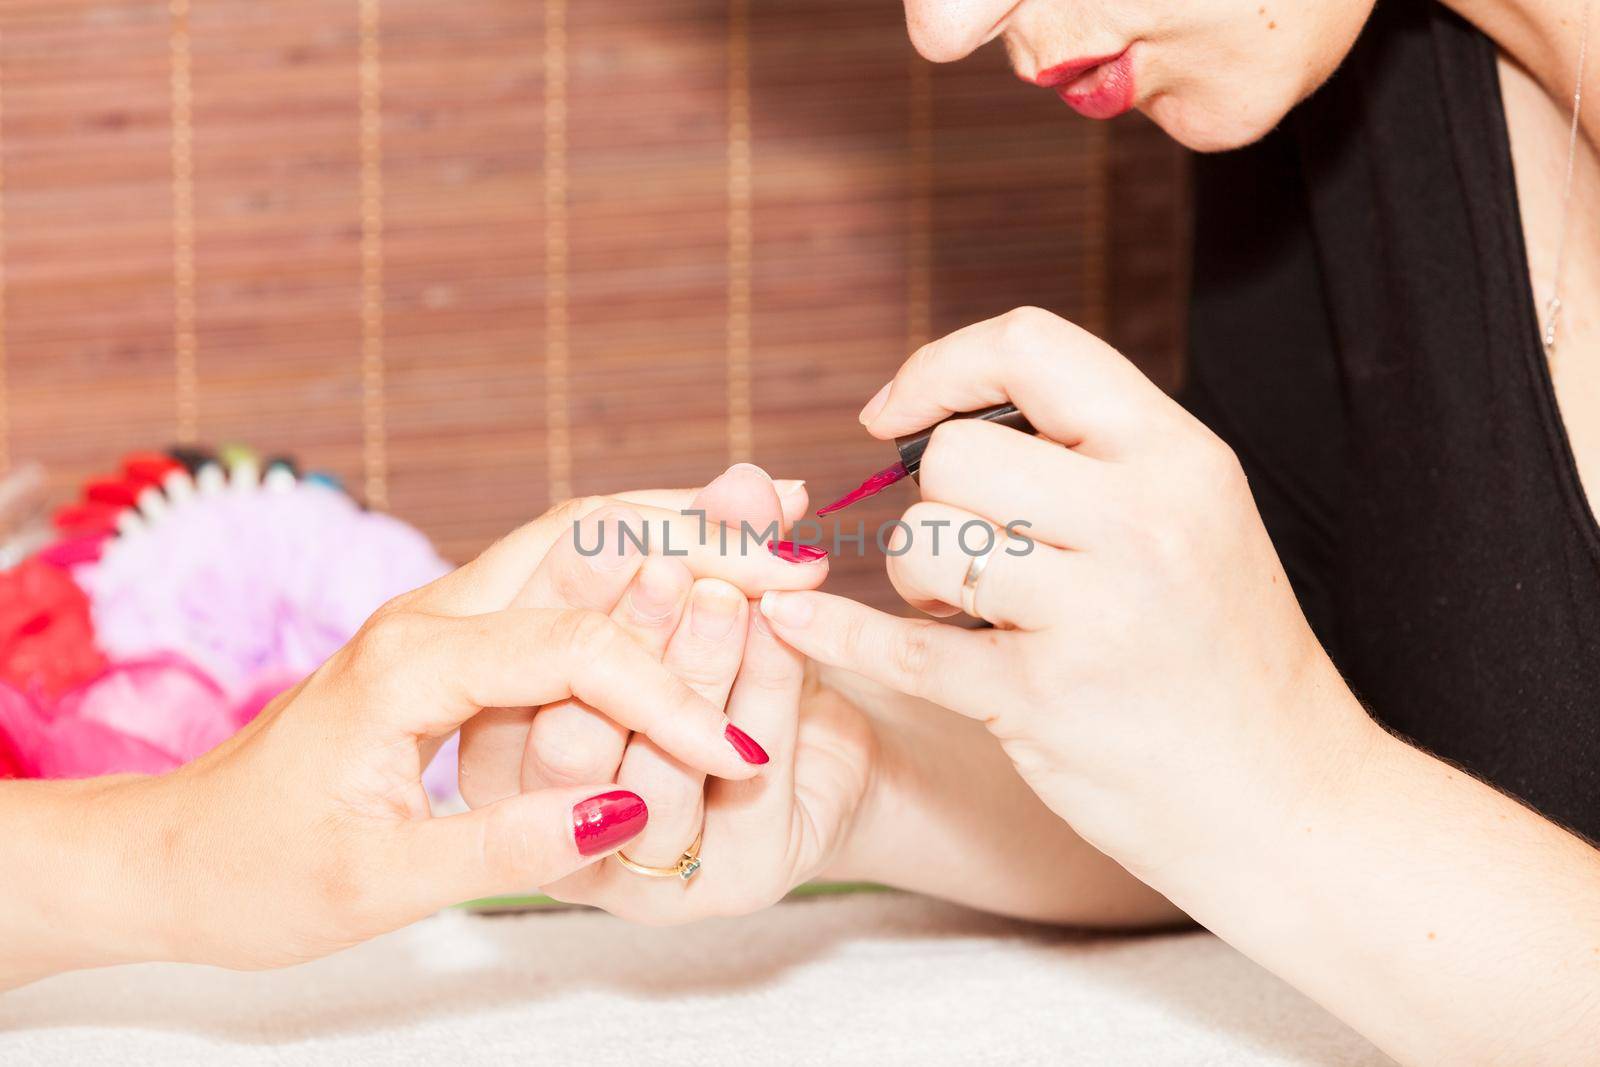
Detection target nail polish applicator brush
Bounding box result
[816,403,1037,517]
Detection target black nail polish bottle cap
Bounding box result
[166,445,216,475]
[894,403,1037,483]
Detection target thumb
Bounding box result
[756,590,996,717]
[402,786,647,909]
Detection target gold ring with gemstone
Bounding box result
[615,830,704,881]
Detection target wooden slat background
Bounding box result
[0,0,1188,612]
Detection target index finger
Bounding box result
[755,589,1003,719]
[415,497,826,618]
[860,306,1174,459]
[365,608,770,781]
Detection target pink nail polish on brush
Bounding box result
[816,403,1037,517]
[768,539,828,564]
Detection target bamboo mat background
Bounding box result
[0,0,1188,611]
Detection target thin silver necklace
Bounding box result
[1543,0,1593,356]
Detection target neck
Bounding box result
[1441,0,1595,141]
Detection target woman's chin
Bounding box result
[1143,93,1288,154]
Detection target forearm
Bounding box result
[0,776,181,990]
[1156,697,1600,1065]
[821,668,1186,927]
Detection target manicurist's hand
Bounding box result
[756,307,1600,1066]
[758,305,1373,869]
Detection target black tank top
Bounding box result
[1184,0,1600,841]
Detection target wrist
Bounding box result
[0,774,189,988]
[1130,651,1385,912]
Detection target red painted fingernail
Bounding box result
[725,724,770,765]
[572,790,648,856]
[767,539,828,564]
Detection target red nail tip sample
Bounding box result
[53,501,121,537]
[816,460,910,517]
[84,478,140,508]
[767,540,828,564]
[122,453,183,487]
[572,790,649,856]
[725,723,771,765]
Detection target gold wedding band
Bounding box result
[960,538,1004,621]
[615,830,704,881]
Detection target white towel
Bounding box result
[0,893,1388,1065]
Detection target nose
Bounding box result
[903,0,1020,63]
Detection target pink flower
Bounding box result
[79,484,450,700]
[0,655,244,778]
[0,559,106,701]
[0,720,29,779]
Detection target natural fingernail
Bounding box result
[858,382,892,426]
[768,539,828,564]
[725,724,770,765]
[724,462,772,481]
[760,590,815,628]
[774,478,806,501]
[690,582,743,640]
[573,790,649,856]
[627,559,682,622]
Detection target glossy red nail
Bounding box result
[572,790,648,856]
[767,540,828,564]
[725,724,770,765]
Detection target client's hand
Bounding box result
[8,488,826,984]
[457,467,821,808]
[541,591,875,921]
[536,466,874,917]
[123,516,781,972]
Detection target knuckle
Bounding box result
[556,608,621,660]
[525,731,613,787]
[353,609,429,679]
[378,587,423,614]
[741,650,800,695]
[629,787,701,831]
[998,305,1056,347]
[906,338,940,377]
[543,494,603,531]
[888,621,937,685]
[479,801,538,883]
[1196,437,1248,498]
[670,655,735,694]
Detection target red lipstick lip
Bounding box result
[1031,51,1127,89]
[1031,47,1137,121]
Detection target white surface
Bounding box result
[0,893,1390,1066]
